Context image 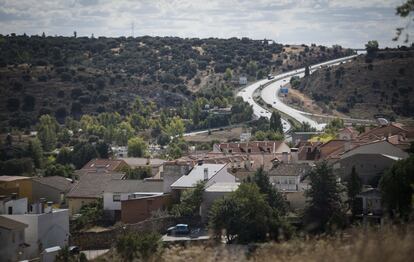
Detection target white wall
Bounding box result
[270,175,300,192]
[3,209,69,259]
[5,198,28,214]
[103,192,130,211]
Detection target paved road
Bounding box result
[238,55,358,132]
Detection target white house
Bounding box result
[170,163,236,190]
[0,195,28,215]
[3,206,70,259]
[103,179,164,221]
[0,216,28,262]
[268,163,312,192]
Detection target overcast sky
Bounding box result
[0,0,411,48]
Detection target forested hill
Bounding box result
[293,48,414,121]
[0,34,354,129]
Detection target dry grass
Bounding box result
[161,225,413,262]
[93,225,413,262]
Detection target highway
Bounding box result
[237,55,358,132]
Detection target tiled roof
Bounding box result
[81,158,127,171]
[268,163,312,177]
[67,172,125,198]
[33,176,75,192]
[217,141,285,153]
[104,179,163,193]
[0,216,28,230]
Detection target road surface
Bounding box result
[238,55,358,132]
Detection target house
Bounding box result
[339,140,409,160]
[0,216,28,262]
[170,163,236,191]
[212,141,291,170]
[200,182,240,221]
[358,123,411,141]
[103,179,164,221]
[2,206,70,259]
[333,153,403,185]
[0,176,33,203]
[80,158,128,172]
[67,172,125,216]
[32,176,75,208]
[337,127,358,140]
[268,163,312,192]
[119,157,166,178]
[292,131,322,145]
[0,194,28,215]
[354,188,382,217]
[239,76,247,85]
[121,194,172,224]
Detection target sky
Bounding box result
[0,0,411,48]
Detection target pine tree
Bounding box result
[37,115,58,152]
[346,166,362,215]
[28,138,43,169]
[270,111,283,133]
[304,65,310,77]
[304,161,346,233]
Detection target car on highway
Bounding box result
[267,74,274,80]
[167,224,190,236]
[273,101,276,104]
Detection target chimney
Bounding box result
[203,168,209,181]
[40,198,46,213]
[291,148,298,163]
[45,201,53,213]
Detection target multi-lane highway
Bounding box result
[237,55,358,133]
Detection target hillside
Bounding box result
[294,49,414,121]
[0,35,354,130]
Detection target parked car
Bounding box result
[167,224,190,236]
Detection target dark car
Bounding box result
[166,224,190,236]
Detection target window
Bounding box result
[247,148,252,153]
[113,194,121,202]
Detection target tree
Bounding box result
[95,141,110,158]
[394,0,414,42]
[380,155,414,220]
[37,114,58,152]
[28,138,43,169]
[365,40,379,55]
[224,68,232,81]
[248,167,288,215]
[304,161,346,233]
[165,116,185,138]
[209,183,274,243]
[56,147,73,165]
[127,137,147,157]
[116,232,162,262]
[304,65,310,77]
[171,181,205,217]
[71,142,97,169]
[44,163,73,178]
[346,166,362,215]
[269,111,283,133]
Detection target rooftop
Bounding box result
[268,163,313,177]
[33,176,75,192]
[67,172,125,198]
[104,179,163,193]
[81,158,127,171]
[0,216,28,230]
[171,163,227,189]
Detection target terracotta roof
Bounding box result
[217,141,285,154]
[0,216,28,230]
[33,176,75,193]
[358,123,409,139]
[0,176,31,182]
[80,158,127,171]
[67,172,125,199]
